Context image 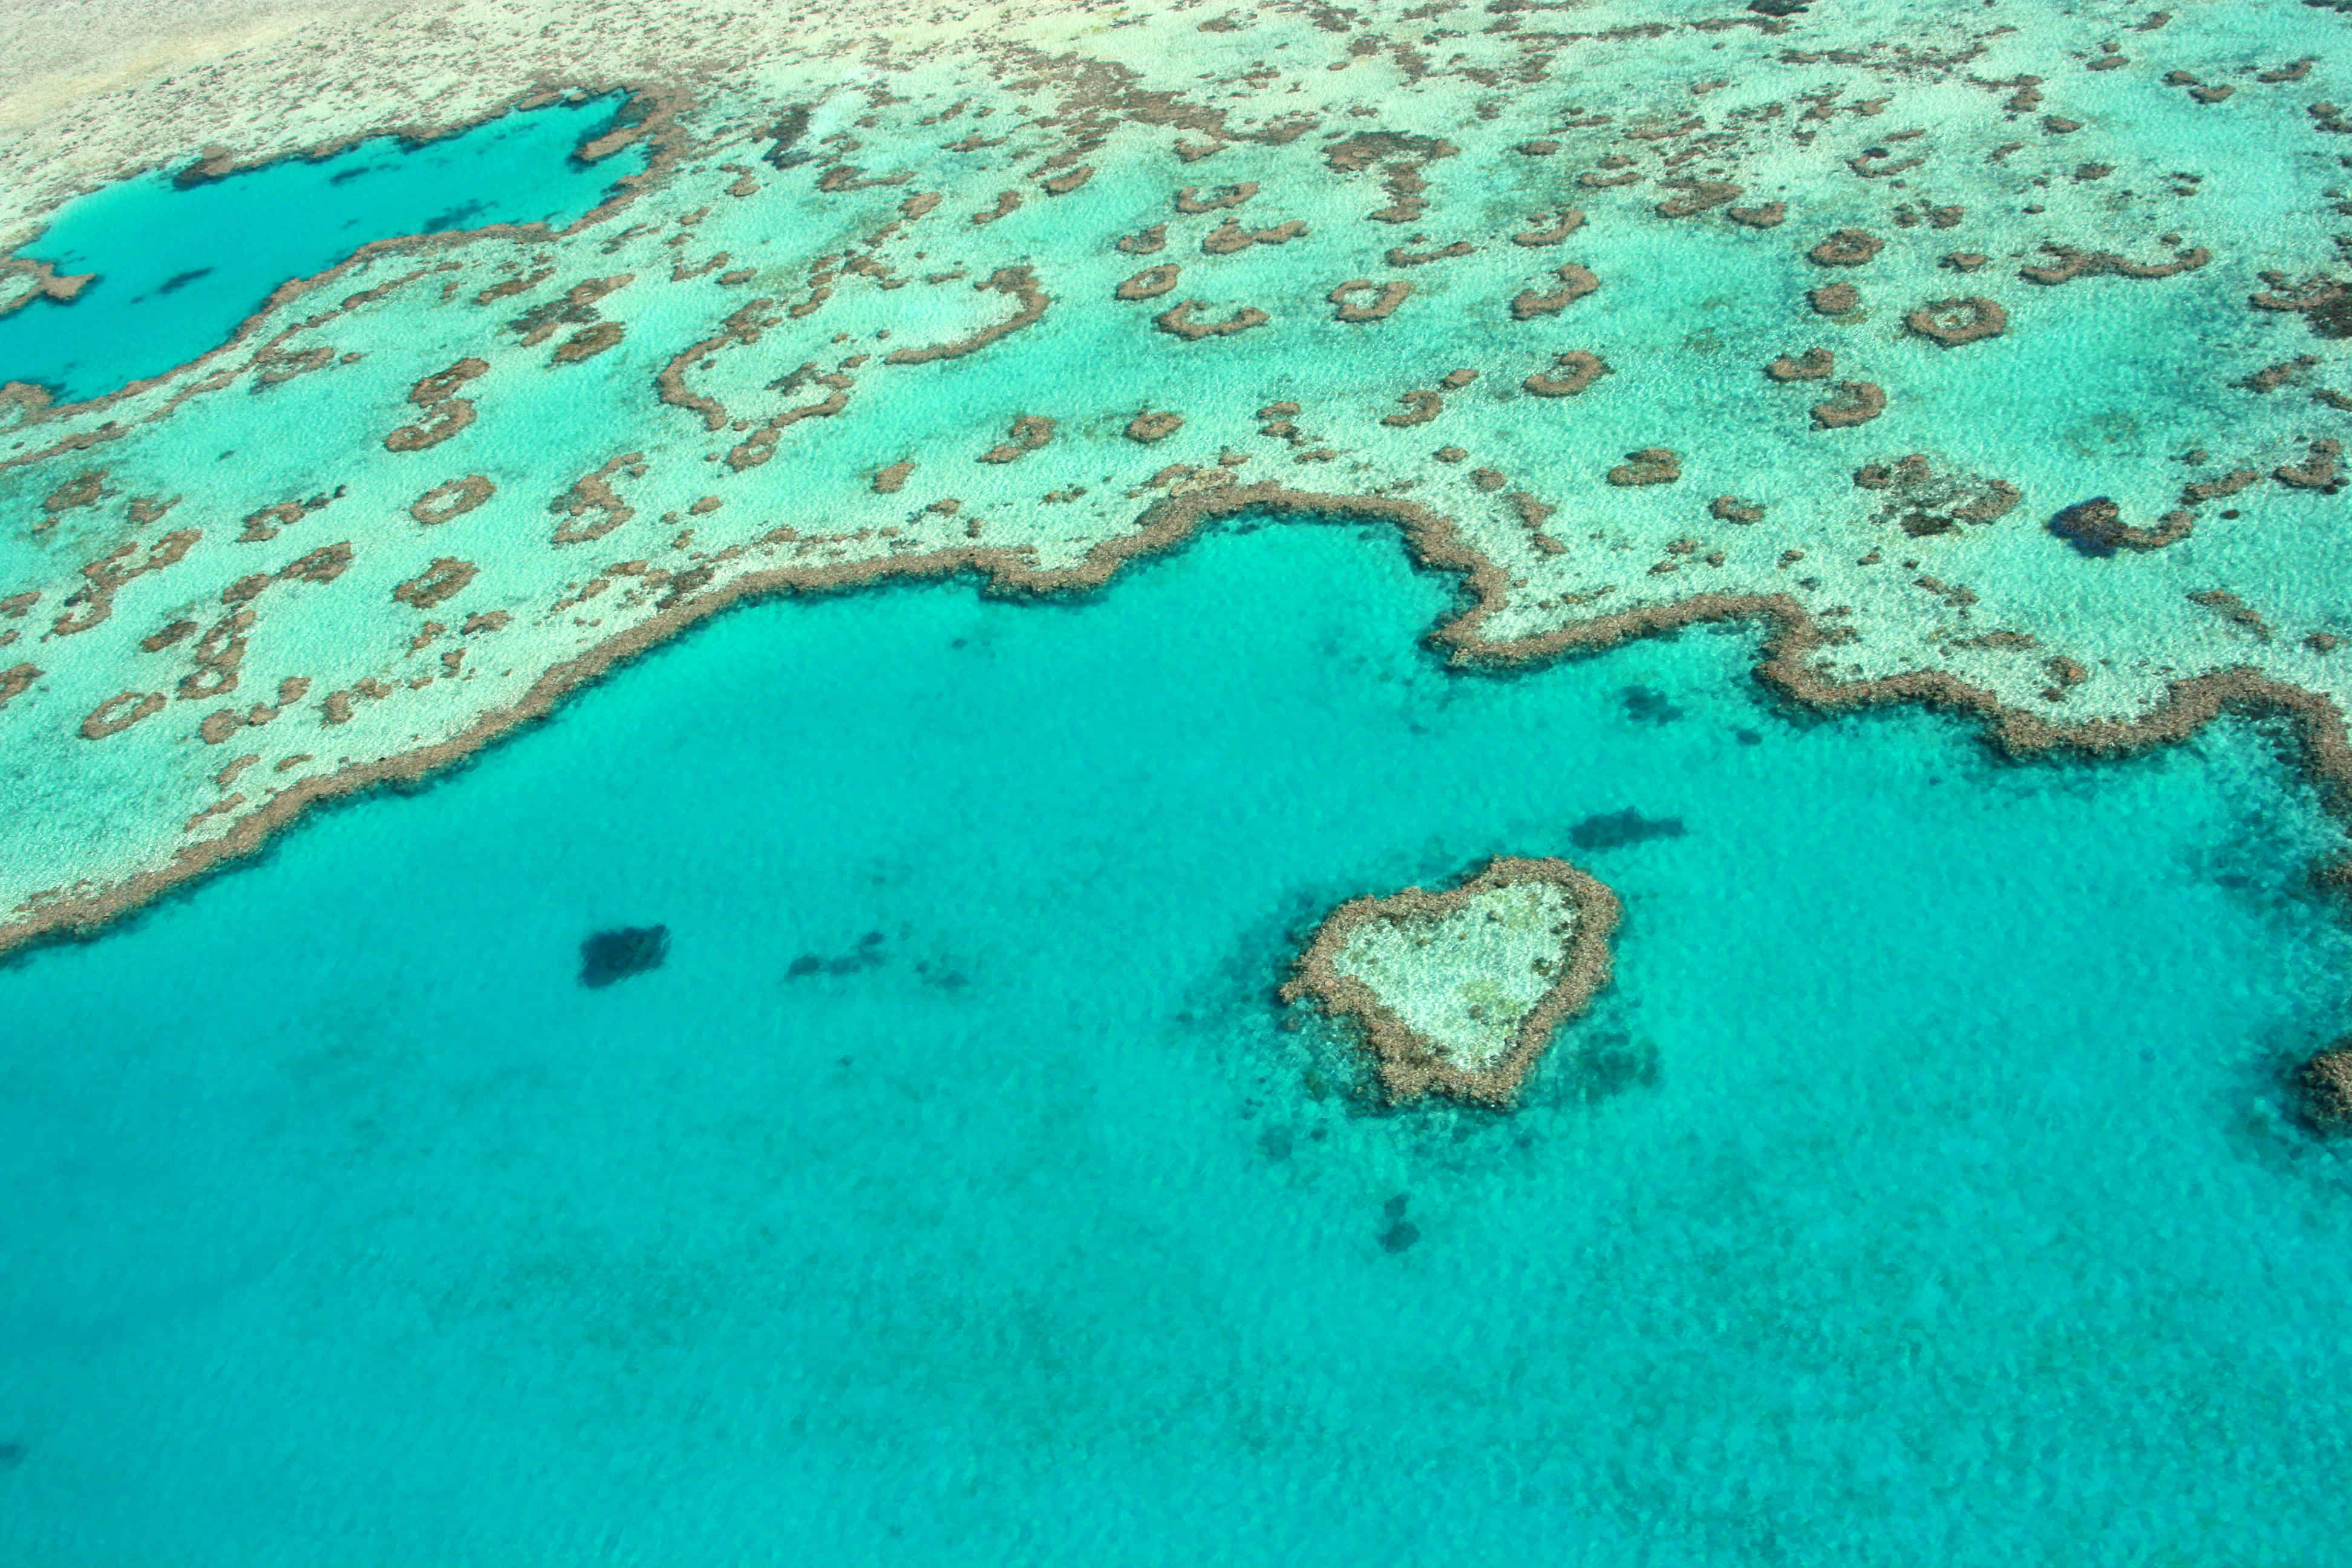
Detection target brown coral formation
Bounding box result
[872,460,915,492]
[411,475,495,525]
[1656,180,1742,218]
[2050,498,2196,553]
[1174,182,1258,212]
[1116,264,1181,301]
[2298,1045,2352,1131]
[552,322,624,363]
[1766,348,1835,381]
[1322,131,1457,224]
[408,359,488,405]
[1854,453,2019,534]
[1711,496,1765,523]
[653,298,771,430]
[2020,243,2209,284]
[240,502,303,542]
[884,266,1050,364]
[550,454,644,542]
[2181,468,2262,505]
[728,367,852,470]
[1512,209,1586,246]
[1904,296,2009,346]
[1279,855,1621,1107]
[815,165,910,192]
[1607,448,1682,486]
[1727,203,1787,227]
[1153,300,1270,339]
[1387,241,1475,266]
[1382,390,1444,427]
[2276,439,2343,489]
[1810,283,1861,315]
[38,473,109,522]
[1523,351,1612,397]
[279,543,353,584]
[979,416,1056,463]
[79,691,165,740]
[1199,218,1299,254]
[2189,590,2272,640]
[1808,229,1884,266]
[2238,358,2307,394]
[1126,411,1184,443]
[1329,279,1412,322]
[970,189,1023,226]
[2249,272,2352,339]
[0,259,95,319]
[1811,381,1887,428]
[51,530,201,638]
[507,276,632,346]
[393,558,479,610]
[1511,266,1600,319]
[385,399,477,452]
[177,609,253,700]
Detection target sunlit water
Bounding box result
[0,95,639,403]
[3,520,2348,1566]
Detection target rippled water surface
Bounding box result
[4,521,2349,1565]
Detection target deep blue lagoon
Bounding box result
[2,521,2349,1564]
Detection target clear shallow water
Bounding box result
[0,96,639,404]
[2,521,2349,1565]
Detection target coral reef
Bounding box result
[1808,229,1884,267]
[2298,1045,2352,1131]
[1281,856,1621,1106]
[1811,381,1887,428]
[1904,296,2008,346]
[1523,351,1611,397]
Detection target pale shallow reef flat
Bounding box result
[1332,875,1579,1070]
[7,0,2352,941]
[1291,854,1618,1100]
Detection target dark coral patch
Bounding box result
[1904,296,2008,346]
[2298,1044,2352,1132]
[1808,229,1884,267]
[580,924,669,987]
[1570,807,1687,848]
[1621,687,1685,725]
[786,930,887,979]
[2048,497,2124,556]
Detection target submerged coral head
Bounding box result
[580,924,669,987]
[2048,497,2125,557]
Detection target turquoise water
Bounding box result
[3,521,2349,1564]
[0,96,639,404]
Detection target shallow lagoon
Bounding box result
[2,521,2349,1564]
[0,94,639,404]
